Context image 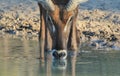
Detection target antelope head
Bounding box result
[38,0,88,59]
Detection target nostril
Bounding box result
[52,51,59,58]
[59,52,66,57]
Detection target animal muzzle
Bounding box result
[52,49,67,59]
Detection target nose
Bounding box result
[52,50,67,59]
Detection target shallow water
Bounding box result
[0,35,120,76]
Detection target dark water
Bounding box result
[0,35,120,76]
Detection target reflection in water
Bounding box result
[67,52,77,76]
[0,36,120,76]
[0,36,39,76]
[0,58,40,76]
[39,51,77,76]
[52,59,67,70]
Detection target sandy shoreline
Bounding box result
[0,0,120,50]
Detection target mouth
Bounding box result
[51,49,67,60]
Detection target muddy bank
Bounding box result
[0,0,120,50]
[77,9,120,50]
[0,0,40,36]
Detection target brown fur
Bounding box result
[38,0,80,58]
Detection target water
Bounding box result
[0,35,120,76]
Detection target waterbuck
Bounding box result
[38,0,87,59]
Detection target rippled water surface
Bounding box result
[0,35,120,76]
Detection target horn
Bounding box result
[66,0,88,11]
[37,0,55,11]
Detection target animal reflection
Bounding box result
[39,51,77,76]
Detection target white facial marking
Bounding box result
[49,16,56,33]
[51,49,67,60]
[64,16,73,32]
[52,25,56,33]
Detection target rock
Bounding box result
[0,26,5,30]
[83,16,90,20]
[16,28,23,31]
[82,31,95,36]
[5,30,16,34]
[19,25,32,30]
[110,34,118,41]
[90,42,97,47]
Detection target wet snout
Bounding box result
[52,50,67,59]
